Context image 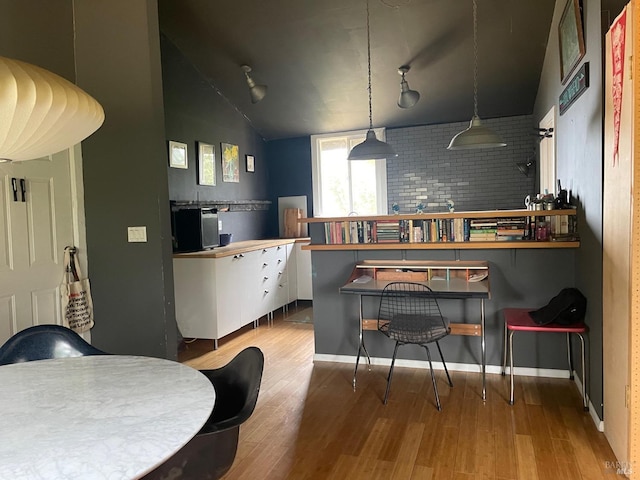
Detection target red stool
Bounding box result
[501,308,588,410]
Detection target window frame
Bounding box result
[310,129,388,217]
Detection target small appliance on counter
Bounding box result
[219,233,233,246]
[173,208,219,252]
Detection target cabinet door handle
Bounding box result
[264,290,269,294]
[238,254,244,258]
[263,263,268,267]
[262,249,267,253]
[11,178,18,202]
[19,178,26,202]
[278,271,283,276]
[263,276,269,280]
[277,259,282,264]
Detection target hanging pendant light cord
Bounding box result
[366,0,374,130]
[472,0,478,118]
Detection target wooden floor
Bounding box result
[179,304,624,480]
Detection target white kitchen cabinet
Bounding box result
[173,239,303,348]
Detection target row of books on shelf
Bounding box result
[322,216,578,244]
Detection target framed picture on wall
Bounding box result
[558,0,585,83]
[246,154,255,173]
[168,141,188,169]
[221,142,239,182]
[197,142,216,186]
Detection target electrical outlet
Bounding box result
[127,226,147,243]
[218,220,223,231]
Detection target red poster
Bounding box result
[611,9,627,166]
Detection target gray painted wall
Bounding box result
[386,116,537,213]
[161,36,271,242]
[73,0,178,358]
[534,0,604,419]
[309,223,577,372]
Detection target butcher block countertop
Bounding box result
[173,238,310,259]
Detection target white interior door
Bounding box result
[0,151,76,344]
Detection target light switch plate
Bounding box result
[127,226,147,243]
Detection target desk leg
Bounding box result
[353,295,371,390]
[481,298,486,401]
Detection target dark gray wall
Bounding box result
[73,0,177,358]
[0,0,75,79]
[265,137,314,238]
[310,242,576,371]
[386,116,537,213]
[534,0,604,419]
[161,36,271,242]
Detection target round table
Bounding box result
[0,355,215,479]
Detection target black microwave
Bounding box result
[173,208,219,252]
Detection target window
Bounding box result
[311,129,388,217]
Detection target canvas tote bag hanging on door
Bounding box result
[61,246,94,333]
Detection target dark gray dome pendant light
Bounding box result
[397,65,420,109]
[448,0,506,150]
[348,0,398,160]
[241,65,267,104]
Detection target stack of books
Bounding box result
[376,219,400,243]
[469,218,497,241]
[496,217,527,241]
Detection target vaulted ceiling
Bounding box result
[158,0,556,141]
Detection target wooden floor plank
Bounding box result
[176,304,625,480]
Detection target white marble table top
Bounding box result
[0,355,215,480]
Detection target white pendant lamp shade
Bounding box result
[348,0,397,161]
[447,115,506,150]
[348,129,398,160]
[447,0,505,150]
[0,56,105,162]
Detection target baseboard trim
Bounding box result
[313,354,605,431]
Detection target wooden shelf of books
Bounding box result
[300,209,579,250]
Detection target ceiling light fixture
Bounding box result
[348,0,397,161]
[447,0,506,150]
[0,56,104,162]
[241,65,267,104]
[397,65,420,109]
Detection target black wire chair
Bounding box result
[378,282,453,409]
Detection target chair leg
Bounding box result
[384,342,400,405]
[435,341,453,387]
[423,345,442,411]
[566,332,574,380]
[502,321,508,375]
[509,330,515,405]
[577,332,589,411]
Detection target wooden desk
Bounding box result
[0,355,215,479]
[340,260,490,400]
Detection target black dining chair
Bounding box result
[142,346,264,480]
[377,282,453,409]
[0,324,106,365]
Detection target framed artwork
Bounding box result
[246,154,255,173]
[221,142,239,183]
[558,0,585,83]
[197,142,216,186]
[168,141,188,169]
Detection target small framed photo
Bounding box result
[246,154,255,173]
[197,142,216,186]
[169,141,188,169]
[558,0,585,83]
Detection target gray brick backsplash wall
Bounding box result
[386,115,537,214]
